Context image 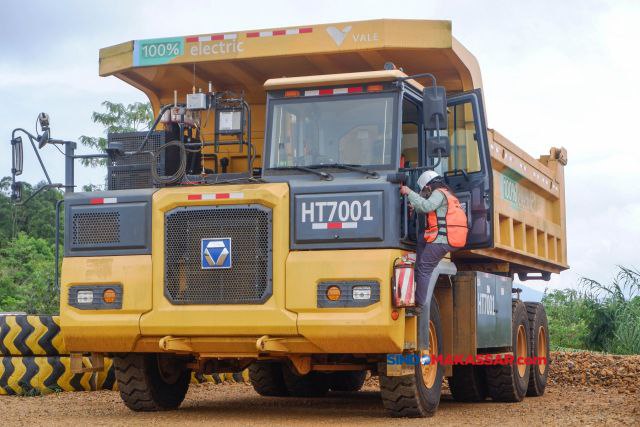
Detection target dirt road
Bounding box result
[2,380,638,426]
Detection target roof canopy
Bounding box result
[99,19,483,108]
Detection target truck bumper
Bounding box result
[61,247,407,355]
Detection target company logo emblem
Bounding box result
[201,238,232,269]
[326,26,352,46]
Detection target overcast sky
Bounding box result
[1,0,638,290]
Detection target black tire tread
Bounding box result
[249,361,289,397]
[380,374,425,418]
[328,370,367,392]
[448,365,487,402]
[525,302,549,397]
[379,298,442,418]
[282,366,329,397]
[113,354,189,411]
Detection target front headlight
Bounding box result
[352,286,371,300]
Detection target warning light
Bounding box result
[103,289,117,304]
[326,286,341,301]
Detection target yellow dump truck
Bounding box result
[49,19,566,417]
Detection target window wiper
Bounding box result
[269,166,334,181]
[308,163,379,178]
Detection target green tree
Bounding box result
[0,178,63,246]
[0,233,59,314]
[78,101,153,167]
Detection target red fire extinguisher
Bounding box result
[393,254,416,308]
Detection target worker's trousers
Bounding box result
[414,238,453,307]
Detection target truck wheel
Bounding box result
[249,361,289,397]
[113,353,190,411]
[485,300,530,402]
[525,302,550,396]
[282,365,330,397]
[327,370,367,392]
[379,298,444,417]
[448,365,488,402]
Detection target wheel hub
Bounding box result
[537,325,547,375]
[516,324,527,377]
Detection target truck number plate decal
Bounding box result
[302,200,374,229]
[294,192,384,243]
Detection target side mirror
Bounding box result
[11,181,23,202]
[423,86,448,130]
[11,136,23,176]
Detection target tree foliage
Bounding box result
[0,177,63,245]
[78,101,153,167]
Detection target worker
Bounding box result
[399,170,468,314]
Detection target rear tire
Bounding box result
[525,302,550,397]
[282,365,330,397]
[448,365,488,402]
[113,353,190,411]
[327,370,367,392]
[249,361,289,397]
[380,298,444,417]
[485,300,530,402]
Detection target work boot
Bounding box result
[405,304,423,317]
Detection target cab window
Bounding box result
[400,99,420,169]
[442,102,481,173]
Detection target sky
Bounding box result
[1,0,638,290]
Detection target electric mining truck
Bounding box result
[9,19,568,417]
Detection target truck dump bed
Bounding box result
[99,19,567,275]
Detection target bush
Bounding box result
[542,266,640,355]
[0,233,59,314]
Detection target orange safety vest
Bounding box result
[424,188,468,248]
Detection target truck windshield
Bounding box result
[267,93,396,169]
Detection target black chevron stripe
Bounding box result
[0,357,16,395]
[20,356,38,393]
[37,316,61,356]
[69,370,83,391]
[14,316,35,356]
[0,317,9,355]
[101,365,116,390]
[44,356,64,390]
[232,372,244,383]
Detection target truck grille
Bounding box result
[164,205,272,304]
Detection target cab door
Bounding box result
[435,89,493,249]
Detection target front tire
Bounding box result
[380,298,444,417]
[113,353,191,411]
[249,361,289,397]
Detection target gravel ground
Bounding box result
[1,380,638,426]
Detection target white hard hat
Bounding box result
[417,170,440,190]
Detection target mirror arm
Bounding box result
[14,183,64,206]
